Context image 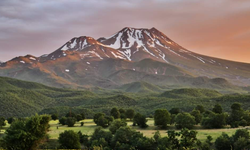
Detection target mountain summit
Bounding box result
[1,27,250,90]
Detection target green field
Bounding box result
[47,119,241,142]
[1,118,240,143]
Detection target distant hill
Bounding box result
[160,88,223,99]
[1,76,250,118]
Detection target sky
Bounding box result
[0,0,250,63]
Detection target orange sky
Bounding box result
[0,0,250,63]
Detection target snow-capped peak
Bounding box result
[60,36,98,51]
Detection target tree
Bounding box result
[58,130,81,149]
[212,104,223,114]
[66,117,76,127]
[119,108,126,114]
[81,113,86,120]
[234,137,249,150]
[51,113,58,121]
[59,117,67,125]
[215,132,232,150]
[125,109,135,120]
[110,107,120,119]
[0,117,6,129]
[3,114,50,150]
[78,131,89,146]
[133,113,148,128]
[154,109,170,128]
[201,112,226,129]
[233,129,249,142]
[195,105,205,113]
[90,127,112,149]
[109,119,127,134]
[228,102,244,128]
[169,108,181,115]
[7,117,16,124]
[76,114,83,122]
[190,110,202,124]
[94,113,105,124]
[175,113,196,129]
[111,126,153,150]
[65,112,76,118]
[167,128,201,150]
[97,116,109,127]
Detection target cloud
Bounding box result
[0,0,250,63]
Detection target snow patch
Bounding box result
[119,49,131,61]
[155,40,165,47]
[20,61,25,64]
[29,57,36,60]
[70,39,77,49]
[61,44,68,51]
[86,62,90,64]
[65,69,70,72]
[111,52,126,59]
[107,32,122,49]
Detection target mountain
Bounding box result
[1,27,250,92]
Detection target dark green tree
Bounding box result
[169,108,181,115]
[81,113,86,120]
[233,129,249,142]
[125,109,135,120]
[201,111,226,129]
[94,113,105,124]
[175,113,196,129]
[234,137,249,150]
[97,116,109,127]
[51,113,58,121]
[58,130,81,149]
[195,105,205,113]
[109,119,127,134]
[0,117,6,128]
[154,109,170,128]
[78,131,89,146]
[65,112,76,118]
[7,117,16,124]
[228,102,244,128]
[215,132,232,150]
[190,110,202,124]
[59,117,67,125]
[76,114,83,122]
[90,127,112,149]
[66,117,76,127]
[3,114,50,150]
[110,107,120,119]
[212,104,223,114]
[119,108,126,114]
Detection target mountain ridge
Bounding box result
[1,27,250,91]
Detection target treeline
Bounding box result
[57,126,250,150]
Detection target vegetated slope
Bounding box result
[0,77,96,118]
[1,27,250,91]
[160,88,223,99]
[119,82,164,93]
[1,76,250,118]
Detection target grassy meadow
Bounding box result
[48,119,242,142]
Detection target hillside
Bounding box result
[1,77,250,118]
